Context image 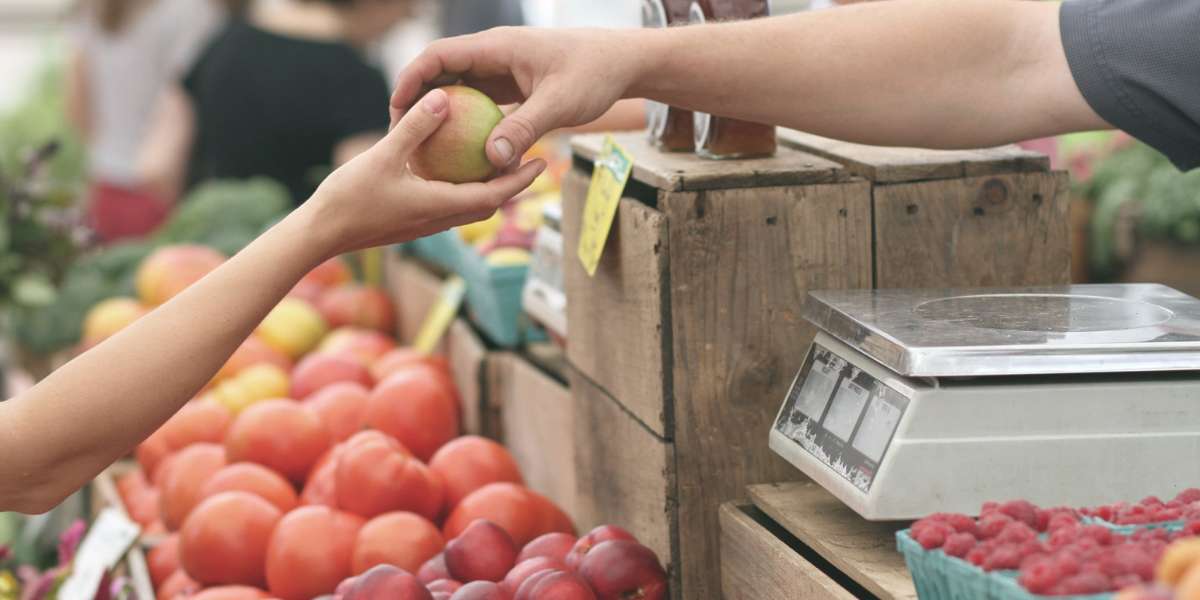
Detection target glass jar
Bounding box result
[690,0,777,159]
[642,0,696,151]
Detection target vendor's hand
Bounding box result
[305,88,547,256]
[390,27,643,170]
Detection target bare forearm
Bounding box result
[1,204,330,511]
[631,0,1104,148]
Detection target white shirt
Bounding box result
[73,0,224,184]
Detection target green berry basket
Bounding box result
[1081,516,1187,535]
[897,531,1115,600]
[404,231,547,347]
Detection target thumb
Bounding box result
[486,91,564,169]
[384,88,450,158]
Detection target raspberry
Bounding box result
[1037,507,1079,532]
[1158,508,1182,521]
[942,514,980,537]
[1019,559,1063,594]
[942,532,976,558]
[1053,553,1081,577]
[914,521,954,550]
[999,500,1040,529]
[1111,574,1144,590]
[1048,525,1081,549]
[1175,488,1200,504]
[966,545,989,567]
[998,522,1037,544]
[1183,521,1200,536]
[1081,525,1113,546]
[1047,513,1080,532]
[1057,571,1113,594]
[981,501,1000,515]
[982,543,1024,571]
[978,513,1015,539]
[1139,495,1164,508]
[1113,544,1155,581]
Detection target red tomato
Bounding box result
[335,431,443,521]
[157,569,200,600]
[200,463,299,513]
[290,353,372,400]
[443,483,575,547]
[147,534,181,588]
[158,400,233,449]
[180,491,283,587]
[160,443,228,530]
[302,383,369,443]
[365,369,458,462]
[429,436,524,509]
[352,512,445,575]
[190,586,271,600]
[266,506,364,600]
[300,445,343,507]
[316,284,395,333]
[225,400,331,484]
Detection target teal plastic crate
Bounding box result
[406,231,546,347]
[897,531,1115,600]
[1082,516,1187,535]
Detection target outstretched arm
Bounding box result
[391,0,1106,168]
[0,89,545,514]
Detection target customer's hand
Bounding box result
[390,27,643,170]
[304,88,547,256]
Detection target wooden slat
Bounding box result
[563,169,671,437]
[662,180,873,600]
[748,482,917,600]
[490,352,578,519]
[874,171,1072,288]
[778,129,1049,183]
[568,368,676,577]
[571,132,848,192]
[445,319,486,435]
[720,503,856,600]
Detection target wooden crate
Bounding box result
[562,131,1070,600]
[721,481,916,600]
[486,350,578,520]
[385,252,488,434]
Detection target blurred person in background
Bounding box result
[439,0,523,37]
[140,0,411,207]
[66,0,230,243]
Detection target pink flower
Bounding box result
[57,520,87,564]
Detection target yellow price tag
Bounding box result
[413,275,466,355]
[577,136,634,277]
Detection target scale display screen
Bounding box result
[774,343,910,492]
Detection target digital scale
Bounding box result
[770,284,1200,520]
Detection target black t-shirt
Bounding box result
[1060,0,1200,171]
[182,21,390,204]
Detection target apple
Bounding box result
[257,298,329,358]
[524,570,596,600]
[578,541,667,600]
[564,526,636,571]
[427,579,463,594]
[513,570,557,600]
[518,533,577,565]
[445,520,518,583]
[418,553,452,585]
[409,86,504,184]
[501,557,568,597]
[344,564,432,600]
[448,581,507,600]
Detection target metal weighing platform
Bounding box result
[769,284,1200,520]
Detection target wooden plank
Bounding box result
[874,171,1072,288]
[749,482,917,600]
[778,128,1049,183]
[663,180,873,600]
[562,169,672,437]
[720,503,856,600]
[568,368,675,581]
[490,353,578,519]
[571,132,848,192]
[445,319,486,435]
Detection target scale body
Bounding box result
[770,284,1200,520]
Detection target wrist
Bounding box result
[623,27,679,102]
[283,194,341,268]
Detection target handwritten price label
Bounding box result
[577,136,633,277]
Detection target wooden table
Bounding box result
[721,481,917,600]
